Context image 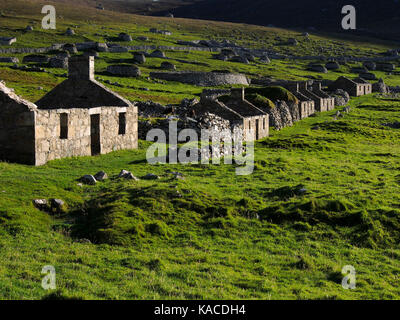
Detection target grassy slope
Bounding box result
[0,0,400,104]
[1,94,400,299]
[1,0,400,300]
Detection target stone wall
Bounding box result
[0,88,36,164]
[150,71,249,86]
[35,106,138,165]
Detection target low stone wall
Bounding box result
[150,71,249,86]
[35,106,138,165]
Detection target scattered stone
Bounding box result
[33,199,49,211]
[80,175,97,185]
[308,64,328,73]
[66,28,75,36]
[133,52,146,64]
[143,173,160,180]
[363,61,376,71]
[149,50,166,58]
[25,25,34,31]
[94,171,108,181]
[325,61,340,70]
[119,33,132,42]
[161,61,176,70]
[50,199,65,213]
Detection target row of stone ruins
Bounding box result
[0,54,383,166]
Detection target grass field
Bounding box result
[1,0,400,300]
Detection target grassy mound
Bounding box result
[246,86,299,105]
[245,93,276,109]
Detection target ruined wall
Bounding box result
[150,71,249,86]
[34,106,138,165]
[0,85,36,164]
[242,115,269,140]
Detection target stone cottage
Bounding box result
[194,88,269,141]
[282,82,315,119]
[0,56,138,165]
[328,76,372,97]
[309,82,335,112]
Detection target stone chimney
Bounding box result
[298,81,308,91]
[231,87,245,101]
[286,82,299,92]
[68,56,94,80]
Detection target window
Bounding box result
[60,113,68,139]
[118,112,126,135]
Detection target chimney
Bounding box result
[68,56,94,80]
[231,87,245,101]
[286,82,299,92]
[298,82,308,90]
[314,82,322,90]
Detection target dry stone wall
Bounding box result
[150,71,249,86]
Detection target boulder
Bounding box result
[230,55,249,64]
[81,175,97,185]
[119,33,132,42]
[288,38,298,46]
[96,43,108,52]
[363,61,376,71]
[33,199,49,211]
[149,50,166,58]
[94,171,108,181]
[50,199,65,213]
[325,61,340,70]
[66,28,75,36]
[107,65,141,77]
[309,64,328,73]
[133,52,146,64]
[143,173,160,180]
[25,25,34,31]
[161,61,176,70]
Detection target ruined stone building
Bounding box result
[193,88,269,141]
[328,76,372,96]
[309,82,335,112]
[0,56,138,165]
[282,82,315,119]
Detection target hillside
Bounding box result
[0,0,400,300]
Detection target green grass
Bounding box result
[1,0,400,300]
[1,94,400,299]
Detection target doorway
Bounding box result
[90,114,101,156]
[255,119,259,140]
